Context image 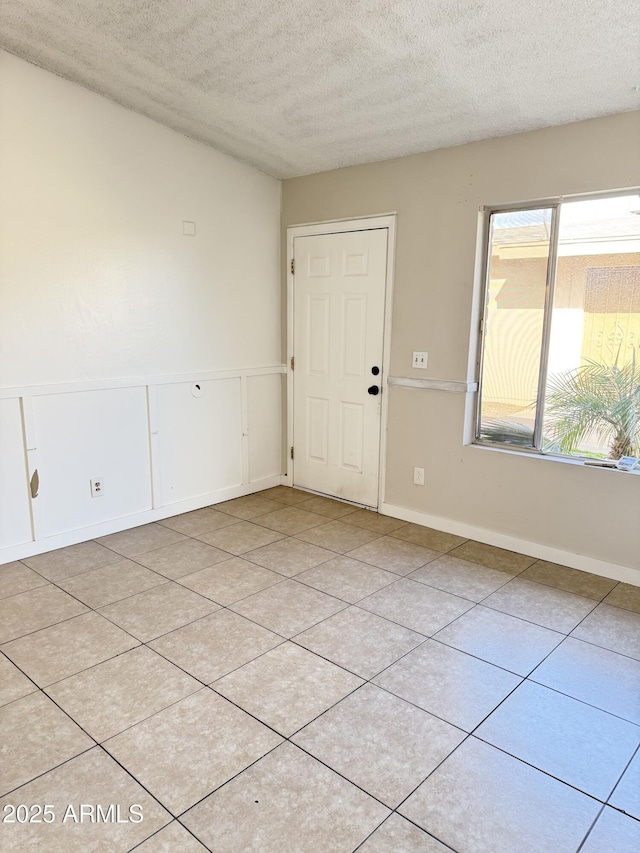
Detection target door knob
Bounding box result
[367,385,380,396]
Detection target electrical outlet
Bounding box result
[412,351,428,369]
[90,478,104,498]
[413,467,425,486]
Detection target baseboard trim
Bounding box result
[379,501,639,587]
[0,475,284,564]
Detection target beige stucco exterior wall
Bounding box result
[282,111,640,571]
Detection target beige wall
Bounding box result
[282,111,640,571]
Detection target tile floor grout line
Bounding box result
[286,738,396,813]
[173,738,286,820]
[109,547,238,579]
[5,573,173,648]
[171,570,291,609]
[125,818,214,853]
[386,529,467,549]
[426,631,559,678]
[249,514,340,536]
[94,740,179,819]
[607,740,640,806]
[232,547,336,576]
[0,649,47,708]
[162,599,291,644]
[203,681,292,741]
[523,629,640,724]
[350,599,480,653]
[385,700,614,846]
[527,671,640,728]
[58,575,172,612]
[389,806,464,852]
[574,802,608,853]
[599,583,640,616]
[152,629,290,689]
[518,573,617,602]
[290,530,386,555]
[2,637,145,693]
[593,596,640,617]
[8,559,175,617]
[344,594,581,690]
[286,571,397,604]
[467,731,625,805]
[41,661,204,741]
[287,635,426,682]
[486,572,609,605]
[0,579,55,601]
[560,630,640,664]
[0,743,97,801]
[403,569,514,605]
[350,810,461,853]
[286,570,398,606]
[34,555,168,587]
[285,636,475,737]
[0,603,94,647]
[222,600,348,644]
[3,662,124,797]
[475,598,598,635]
[19,552,123,583]
[390,732,477,829]
[94,535,191,562]
[95,596,223,645]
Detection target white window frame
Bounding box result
[474,188,640,458]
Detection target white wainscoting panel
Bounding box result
[247,373,282,483]
[157,378,243,506]
[33,387,153,537]
[0,398,32,548]
[0,366,285,563]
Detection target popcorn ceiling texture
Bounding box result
[1,0,638,178]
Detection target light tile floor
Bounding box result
[1,486,639,852]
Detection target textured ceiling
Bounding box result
[1,1,639,178]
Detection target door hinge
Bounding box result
[290,446,294,460]
[290,258,295,275]
[290,356,294,371]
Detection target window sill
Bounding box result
[468,441,640,475]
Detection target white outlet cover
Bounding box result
[90,478,104,497]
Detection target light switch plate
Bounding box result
[412,351,428,369]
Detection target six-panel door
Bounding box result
[292,228,388,507]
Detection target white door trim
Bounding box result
[286,214,397,509]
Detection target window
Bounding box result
[476,191,640,460]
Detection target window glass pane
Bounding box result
[478,208,552,447]
[543,194,640,459]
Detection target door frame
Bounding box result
[286,213,397,509]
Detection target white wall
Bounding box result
[0,52,283,562]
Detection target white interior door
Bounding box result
[292,228,388,507]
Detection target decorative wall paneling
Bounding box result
[0,366,284,564]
